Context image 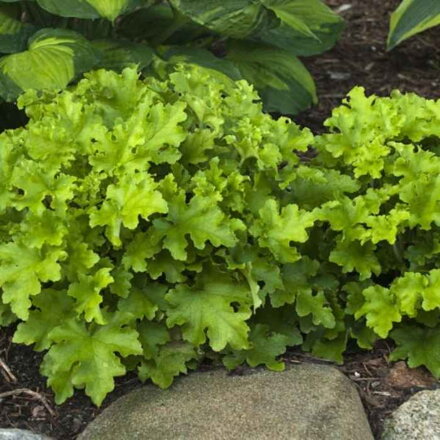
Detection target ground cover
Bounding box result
[0,1,439,439]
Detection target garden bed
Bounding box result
[1,0,439,439]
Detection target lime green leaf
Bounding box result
[137,320,198,388]
[0,28,98,101]
[355,286,402,338]
[423,269,440,311]
[117,284,162,320]
[166,272,252,351]
[89,173,168,247]
[270,257,319,307]
[296,290,335,329]
[226,41,316,114]
[138,341,199,388]
[390,325,440,378]
[36,0,141,21]
[251,199,315,263]
[67,267,114,323]
[154,192,243,261]
[309,332,347,364]
[329,238,381,280]
[13,289,75,351]
[388,0,440,49]
[391,272,426,317]
[223,323,292,371]
[0,4,36,53]
[0,241,66,319]
[41,316,142,405]
[0,301,16,327]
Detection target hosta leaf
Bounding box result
[226,41,316,114]
[0,4,36,53]
[388,0,440,49]
[170,0,343,56]
[169,0,266,39]
[259,0,344,56]
[36,0,141,21]
[92,39,153,71]
[0,28,98,101]
[164,46,242,81]
[119,3,202,44]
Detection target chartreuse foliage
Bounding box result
[388,0,440,49]
[1,64,439,406]
[0,0,343,114]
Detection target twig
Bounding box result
[0,388,56,417]
[0,357,17,383]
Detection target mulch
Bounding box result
[1,0,439,439]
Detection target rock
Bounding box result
[0,429,51,440]
[79,364,373,440]
[382,389,440,440]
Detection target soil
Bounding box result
[1,0,439,439]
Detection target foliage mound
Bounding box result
[0,64,439,406]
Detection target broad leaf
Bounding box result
[164,46,242,81]
[0,4,36,53]
[388,0,440,49]
[36,0,141,21]
[171,0,343,56]
[0,28,98,101]
[226,41,316,114]
[92,39,153,71]
[258,0,344,55]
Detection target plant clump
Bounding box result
[0,64,439,405]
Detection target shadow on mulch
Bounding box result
[1,0,439,439]
[295,0,440,133]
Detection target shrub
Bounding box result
[1,65,439,406]
[388,0,440,49]
[0,0,344,114]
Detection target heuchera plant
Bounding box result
[0,64,439,406]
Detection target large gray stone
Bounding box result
[0,429,51,440]
[382,389,440,440]
[79,364,373,440]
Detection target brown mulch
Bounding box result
[1,0,439,439]
[295,0,440,132]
